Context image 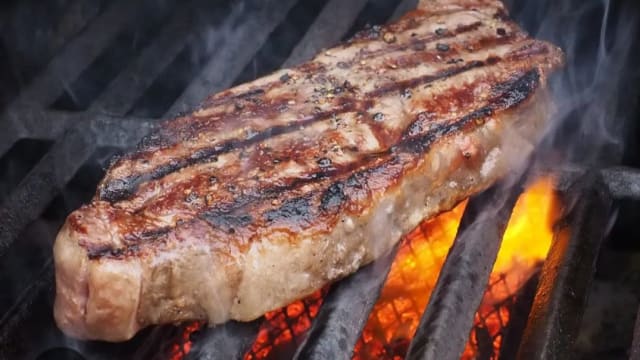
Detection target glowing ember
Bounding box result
[353,176,559,359]
[352,200,467,359]
[169,321,204,360]
[244,287,329,360]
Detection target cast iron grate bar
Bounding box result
[406,176,526,360]
[231,0,329,86]
[51,0,180,112]
[89,5,196,116]
[166,0,299,116]
[282,0,369,67]
[600,166,640,200]
[0,113,156,258]
[0,0,142,157]
[517,171,612,359]
[292,245,400,360]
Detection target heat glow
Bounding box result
[172,177,559,360]
[353,176,559,360]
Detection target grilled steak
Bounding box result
[54,0,563,341]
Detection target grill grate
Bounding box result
[0,0,637,359]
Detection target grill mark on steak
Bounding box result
[99,51,511,203]
[85,69,540,259]
[105,16,503,167]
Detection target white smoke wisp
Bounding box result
[506,0,640,167]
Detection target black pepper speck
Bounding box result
[373,112,385,122]
[496,28,507,36]
[436,43,450,52]
[279,73,291,83]
[435,27,447,36]
[317,157,332,168]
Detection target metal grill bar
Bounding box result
[600,166,640,200]
[406,177,525,360]
[282,0,369,67]
[292,246,399,360]
[89,6,194,115]
[0,0,142,157]
[0,112,155,258]
[517,172,612,359]
[166,0,299,116]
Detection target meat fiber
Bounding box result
[54,0,563,341]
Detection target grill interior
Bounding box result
[1,0,640,359]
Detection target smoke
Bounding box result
[505,0,640,167]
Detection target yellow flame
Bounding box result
[493,176,558,274]
[355,176,560,360]
[462,176,558,359]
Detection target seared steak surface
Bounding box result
[54,0,563,341]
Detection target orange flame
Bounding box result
[353,176,558,359]
[461,176,558,359]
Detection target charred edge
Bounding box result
[87,245,137,260]
[88,70,541,259]
[124,226,172,243]
[401,69,540,153]
[199,212,254,234]
[320,182,346,213]
[98,102,360,202]
[264,196,313,224]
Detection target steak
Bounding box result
[54,0,564,341]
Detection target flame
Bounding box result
[353,200,467,359]
[461,176,558,359]
[169,177,559,360]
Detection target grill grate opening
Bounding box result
[232,0,329,86]
[0,139,53,202]
[0,0,110,109]
[51,1,177,111]
[128,34,215,118]
[0,220,54,315]
[41,146,122,222]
